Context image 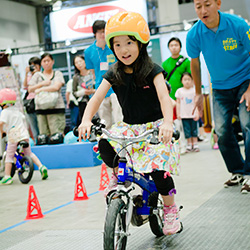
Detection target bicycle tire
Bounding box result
[149,213,164,237]
[148,192,164,237]
[18,156,34,184]
[103,198,127,250]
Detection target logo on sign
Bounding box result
[68,5,126,33]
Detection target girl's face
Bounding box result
[74,57,86,71]
[182,74,193,89]
[113,35,139,67]
[168,40,181,57]
[41,56,54,71]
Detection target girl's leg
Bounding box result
[98,139,119,196]
[150,171,181,235]
[0,143,16,184]
[24,144,48,180]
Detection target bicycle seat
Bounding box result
[18,140,29,148]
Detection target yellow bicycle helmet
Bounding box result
[105,11,150,48]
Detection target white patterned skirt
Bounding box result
[103,119,180,175]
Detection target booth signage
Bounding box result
[49,0,147,42]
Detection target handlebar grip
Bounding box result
[72,126,97,142]
[173,130,180,140]
[73,127,79,137]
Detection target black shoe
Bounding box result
[224,174,244,188]
[241,179,250,194]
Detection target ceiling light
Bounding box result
[5,46,12,54]
[65,39,71,46]
[71,47,77,54]
[183,20,192,31]
[53,1,62,11]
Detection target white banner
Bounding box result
[50,0,147,42]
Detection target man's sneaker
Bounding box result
[241,179,250,194]
[104,172,118,197]
[0,176,13,185]
[40,165,48,180]
[224,174,244,188]
[163,203,182,235]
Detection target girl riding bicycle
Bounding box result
[78,11,181,235]
[0,88,48,185]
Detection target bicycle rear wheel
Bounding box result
[18,156,34,184]
[148,192,164,237]
[103,198,127,250]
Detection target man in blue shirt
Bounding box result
[186,0,250,193]
[84,20,123,129]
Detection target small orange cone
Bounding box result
[26,185,44,220]
[74,171,89,201]
[99,163,110,191]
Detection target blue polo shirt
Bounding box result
[186,11,250,89]
[84,41,116,97]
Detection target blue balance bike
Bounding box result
[74,120,182,250]
[0,134,34,184]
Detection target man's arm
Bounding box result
[191,57,203,116]
[239,52,250,111]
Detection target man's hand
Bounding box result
[193,94,203,117]
[239,87,250,112]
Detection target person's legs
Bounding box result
[150,171,181,235]
[98,97,112,129]
[37,114,50,136]
[99,139,119,196]
[27,112,40,139]
[0,143,17,185]
[182,119,192,152]
[213,89,244,174]
[191,120,199,152]
[236,80,250,193]
[78,102,87,124]
[70,104,79,129]
[47,114,66,135]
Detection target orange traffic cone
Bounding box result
[74,171,89,201]
[26,185,44,220]
[99,163,110,191]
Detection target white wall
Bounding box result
[0,0,39,50]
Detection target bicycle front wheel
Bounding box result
[18,156,34,184]
[103,198,127,250]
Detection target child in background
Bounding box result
[175,72,199,152]
[78,11,182,235]
[0,88,48,185]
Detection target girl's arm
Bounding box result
[78,79,111,141]
[153,73,173,144]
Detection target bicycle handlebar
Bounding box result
[73,121,180,144]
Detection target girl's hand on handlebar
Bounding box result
[158,121,173,144]
[78,120,93,141]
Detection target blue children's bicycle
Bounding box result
[0,135,34,184]
[74,120,182,250]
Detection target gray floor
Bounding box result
[0,139,249,250]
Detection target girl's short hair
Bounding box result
[110,36,154,87]
[73,55,85,74]
[168,37,182,48]
[181,72,192,81]
[92,20,106,34]
[28,56,41,66]
[41,53,53,61]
